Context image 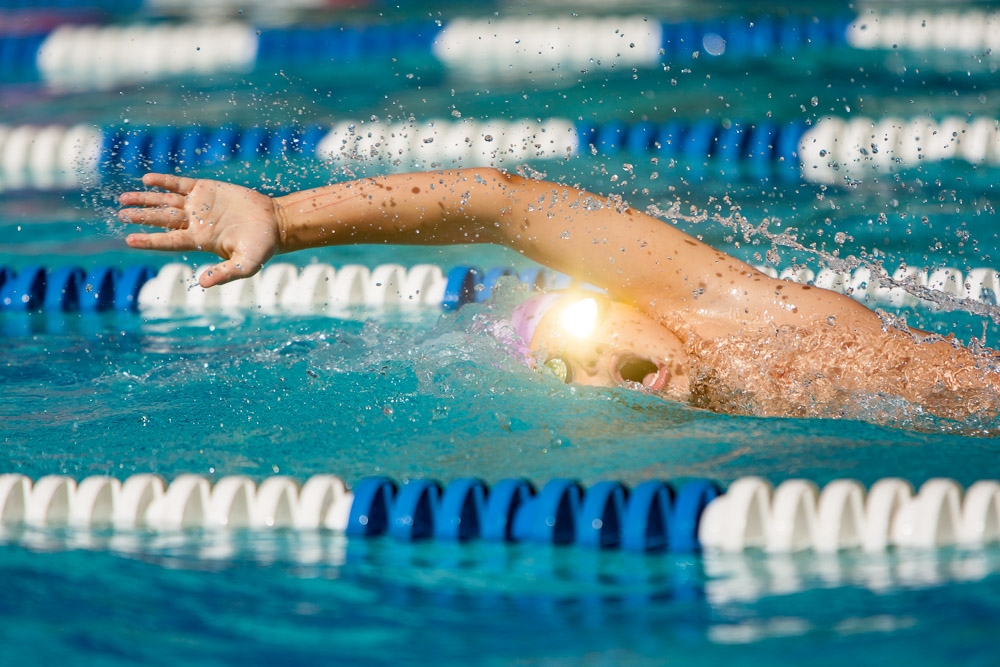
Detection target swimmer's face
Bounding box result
[530,294,690,399]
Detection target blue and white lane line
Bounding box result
[8,9,997,90]
[2,472,999,553]
[1,261,997,319]
[3,115,1000,192]
[7,14,850,89]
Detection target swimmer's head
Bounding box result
[510,291,691,399]
[510,292,566,360]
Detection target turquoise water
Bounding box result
[4,1,1000,664]
[2,537,1000,665]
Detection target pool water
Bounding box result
[3,1,1000,664]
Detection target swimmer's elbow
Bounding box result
[450,167,521,242]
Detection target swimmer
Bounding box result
[118,169,1000,423]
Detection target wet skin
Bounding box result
[529,294,691,401]
[117,169,1000,420]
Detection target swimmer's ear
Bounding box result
[543,357,570,383]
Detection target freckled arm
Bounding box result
[120,167,743,299]
[119,168,875,333]
[273,170,505,249]
[274,167,748,313]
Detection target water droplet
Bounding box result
[702,33,726,56]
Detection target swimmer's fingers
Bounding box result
[118,190,186,210]
[118,204,188,229]
[141,172,198,195]
[198,256,259,288]
[125,229,199,253]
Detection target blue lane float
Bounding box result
[42,266,85,311]
[341,476,718,551]
[346,477,396,538]
[481,478,534,542]
[0,265,47,312]
[0,264,154,313]
[440,265,481,311]
[510,478,584,545]
[436,478,487,542]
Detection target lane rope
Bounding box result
[847,9,1000,53]
[4,14,853,88]
[8,9,997,90]
[2,472,998,553]
[1,261,996,319]
[4,116,1000,191]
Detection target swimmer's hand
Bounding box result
[118,173,280,288]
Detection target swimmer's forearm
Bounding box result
[274,167,656,264]
[273,169,504,252]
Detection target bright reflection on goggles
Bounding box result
[544,357,569,382]
[558,297,599,339]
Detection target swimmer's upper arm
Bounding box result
[274,167,763,316]
[470,168,759,313]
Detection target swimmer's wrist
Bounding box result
[272,195,292,253]
[271,189,347,252]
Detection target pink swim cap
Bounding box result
[510,292,565,353]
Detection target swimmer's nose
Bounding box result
[572,346,604,376]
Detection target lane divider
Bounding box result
[755,263,1000,309]
[4,14,853,89]
[2,473,998,553]
[0,473,352,531]
[798,116,1000,184]
[0,123,101,191]
[699,477,1000,552]
[7,10,996,89]
[2,261,996,319]
[313,118,579,169]
[0,264,153,313]
[37,21,258,89]
[0,262,569,316]
[848,9,1000,53]
[10,9,998,89]
[5,116,1000,191]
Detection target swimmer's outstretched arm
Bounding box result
[119,170,740,297]
[271,168,753,308]
[118,169,872,333]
